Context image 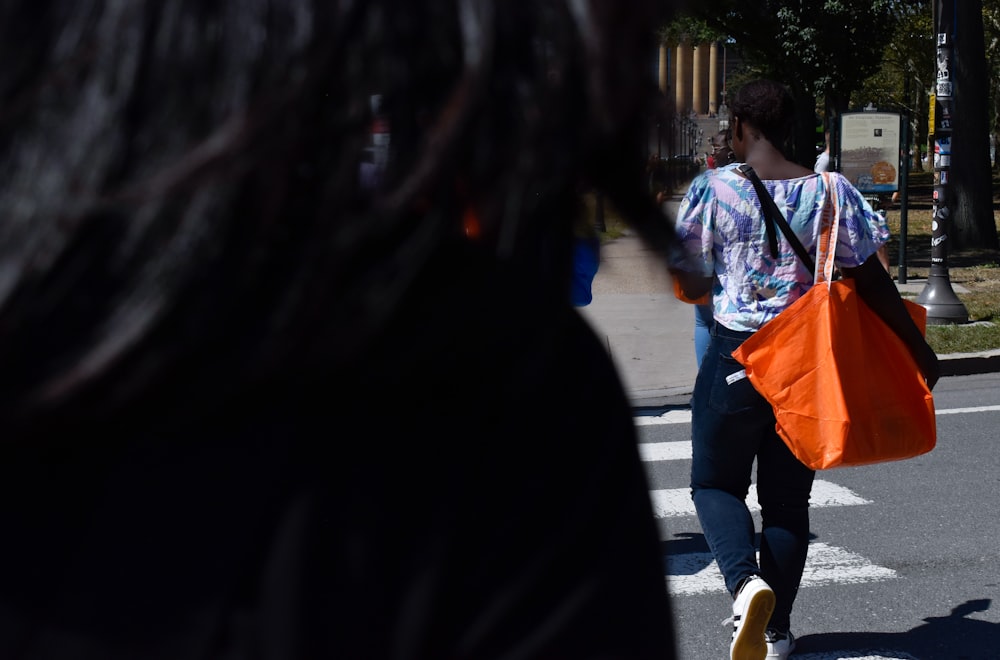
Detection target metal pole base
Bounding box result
[916,273,969,324]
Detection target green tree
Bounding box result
[679,0,903,166]
[857,3,935,172]
[660,1,998,252]
[854,1,995,251]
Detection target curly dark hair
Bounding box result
[0,4,683,656]
[0,0,680,429]
[730,79,795,150]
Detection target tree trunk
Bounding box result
[952,0,999,251]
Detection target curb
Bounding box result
[936,349,1000,377]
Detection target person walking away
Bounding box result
[669,79,939,660]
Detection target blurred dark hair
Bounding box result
[0,1,677,432]
[730,79,795,150]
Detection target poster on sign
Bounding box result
[839,112,900,194]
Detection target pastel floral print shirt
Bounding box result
[672,164,888,332]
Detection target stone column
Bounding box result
[708,42,719,116]
[692,43,703,115]
[674,42,690,114]
[659,42,669,94]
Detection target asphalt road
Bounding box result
[637,371,1000,660]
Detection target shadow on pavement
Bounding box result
[795,599,998,659]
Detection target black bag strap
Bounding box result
[737,163,816,275]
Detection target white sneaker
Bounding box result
[729,576,775,660]
[765,628,795,659]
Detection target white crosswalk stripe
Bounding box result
[638,440,690,461]
[634,409,693,426]
[666,541,897,597]
[649,479,871,519]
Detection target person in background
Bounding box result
[648,151,671,205]
[711,130,737,170]
[670,79,938,660]
[872,193,896,273]
[814,130,832,173]
[0,2,683,658]
[814,128,891,273]
[572,215,601,306]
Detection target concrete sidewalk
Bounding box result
[579,231,1000,409]
[577,231,698,408]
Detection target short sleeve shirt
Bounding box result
[672,165,889,332]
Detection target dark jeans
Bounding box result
[690,322,816,633]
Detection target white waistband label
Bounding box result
[726,369,747,385]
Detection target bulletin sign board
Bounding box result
[839,112,901,193]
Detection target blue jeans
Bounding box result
[690,322,815,633]
[693,303,713,368]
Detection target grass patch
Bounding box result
[925,322,1000,354]
[884,203,1000,354]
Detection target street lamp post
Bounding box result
[917,0,969,324]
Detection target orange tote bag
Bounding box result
[731,175,936,470]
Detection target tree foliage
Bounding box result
[855,5,934,167]
[658,0,999,253]
[674,0,905,166]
